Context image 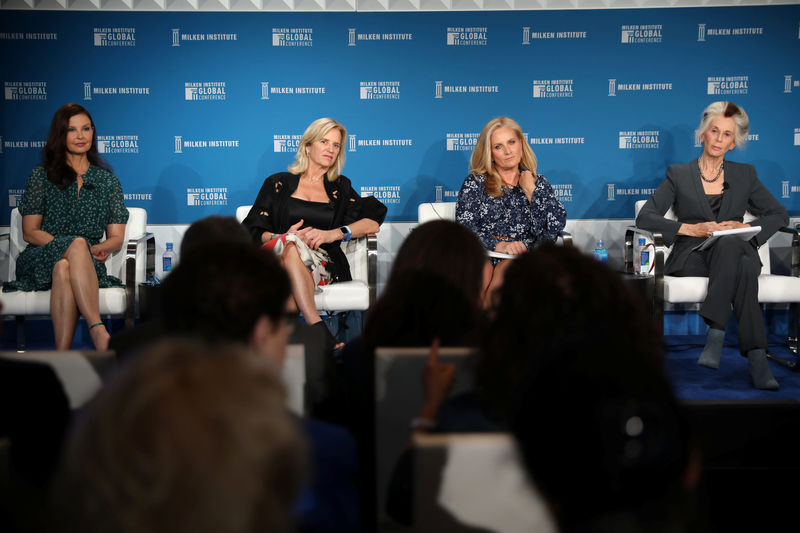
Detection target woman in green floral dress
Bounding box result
[2,103,128,350]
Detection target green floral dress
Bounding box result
[3,165,129,292]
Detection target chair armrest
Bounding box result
[779,225,800,277]
[124,232,155,328]
[366,233,378,306]
[624,226,666,275]
[624,226,667,330]
[556,230,572,247]
[0,233,8,242]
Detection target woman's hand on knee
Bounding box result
[679,222,725,238]
[718,220,750,230]
[496,241,527,255]
[91,244,110,263]
[297,226,337,250]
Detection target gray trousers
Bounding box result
[674,235,766,354]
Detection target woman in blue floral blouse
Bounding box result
[456,116,566,305]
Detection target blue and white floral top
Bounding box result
[456,173,567,262]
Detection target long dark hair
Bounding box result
[477,244,665,418]
[492,246,692,530]
[385,220,487,312]
[42,103,111,189]
[364,220,488,349]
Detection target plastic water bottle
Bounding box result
[593,240,608,264]
[638,237,650,276]
[163,242,176,273]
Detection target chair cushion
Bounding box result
[314,281,369,312]
[663,275,800,304]
[663,277,709,303]
[757,275,800,303]
[1,287,127,316]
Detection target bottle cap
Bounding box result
[166,242,173,250]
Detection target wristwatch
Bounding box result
[339,226,352,242]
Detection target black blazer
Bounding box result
[242,172,387,282]
[636,160,788,275]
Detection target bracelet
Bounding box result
[410,417,436,430]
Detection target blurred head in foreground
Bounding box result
[55,339,306,533]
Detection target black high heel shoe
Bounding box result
[309,321,341,355]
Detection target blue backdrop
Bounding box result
[2,6,799,224]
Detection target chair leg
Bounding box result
[766,303,800,372]
[15,316,25,352]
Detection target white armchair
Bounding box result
[235,205,377,312]
[625,200,800,369]
[417,202,573,246]
[1,207,155,351]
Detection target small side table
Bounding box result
[618,272,660,333]
[138,283,162,322]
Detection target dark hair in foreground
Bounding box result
[364,220,487,348]
[180,215,253,257]
[161,242,290,343]
[43,103,111,189]
[481,245,693,531]
[54,339,306,533]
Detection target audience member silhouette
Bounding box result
[54,339,306,533]
[502,245,699,532]
[332,220,488,532]
[109,215,254,358]
[159,241,361,533]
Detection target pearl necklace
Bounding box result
[698,158,723,183]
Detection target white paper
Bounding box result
[488,250,518,260]
[695,225,761,251]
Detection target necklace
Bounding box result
[501,171,520,189]
[698,158,723,183]
[305,174,322,184]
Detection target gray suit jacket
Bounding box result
[636,160,788,275]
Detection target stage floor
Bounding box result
[665,334,800,401]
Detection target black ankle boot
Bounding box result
[697,328,724,369]
[747,349,779,391]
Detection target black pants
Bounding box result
[674,235,766,354]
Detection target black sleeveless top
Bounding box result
[706,193,723,219]
[288,196,335,230]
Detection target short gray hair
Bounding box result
[695,101,750,147]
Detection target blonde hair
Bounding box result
[470,116,538,198]
[288,117,347,181]
[695,101,750,147]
